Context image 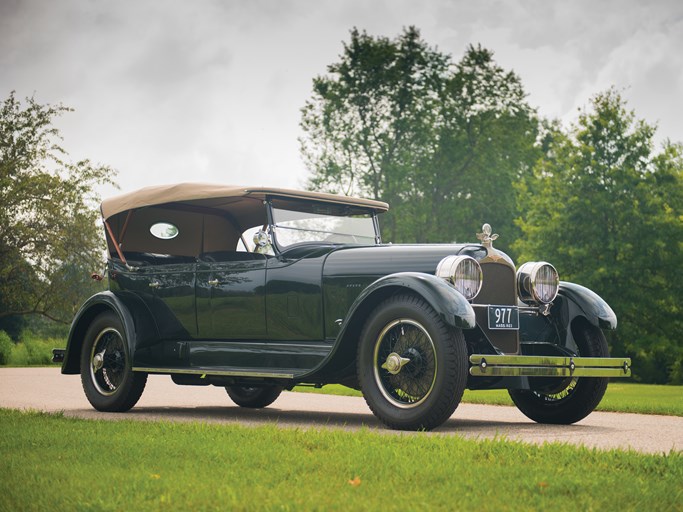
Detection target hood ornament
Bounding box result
[476,223,498,249]
[476,223,513,266]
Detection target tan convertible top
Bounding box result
[100,182,389,220]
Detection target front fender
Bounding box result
[558,281,617,330]
[61,291,158,374]
[302,272,475,383]
[346,272,476,330]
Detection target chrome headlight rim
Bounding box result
[517,261,560,305]
[436,255,483,301]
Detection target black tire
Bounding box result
[226,385,283,408]
[357,294,468,431]
[80,311,147,412]
[509,319,609,424]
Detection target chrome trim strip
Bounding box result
[470,355,630,367]
[133,367,295,379]
[469,354,631,378]
[470,367,631,377]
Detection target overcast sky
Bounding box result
[2,0,682,200]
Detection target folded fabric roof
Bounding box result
[100,182,389,220]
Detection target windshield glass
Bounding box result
[271,199,377,248]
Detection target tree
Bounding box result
[514,89,683,384]
[0,92,115,324]
[301,27,448,243]
[425,45,539,247]
[300,28,538,250]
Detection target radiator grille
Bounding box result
[474,262,519,354]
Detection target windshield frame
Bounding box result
[265,197,381,253]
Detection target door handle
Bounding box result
[208,279,220,287]
[149,281,161,289]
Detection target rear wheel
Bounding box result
[80,312,147,412]
[357,294,467,431]
[509,320,609,424]
[225,385,283,408]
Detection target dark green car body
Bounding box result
[59,184,630,430]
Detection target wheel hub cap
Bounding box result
[92,351,105,372]
[381,352,411,375]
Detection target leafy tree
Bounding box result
[301,27,449,242]
[426,45,538,247]
[0,92,115,324]
[300,28,538,250]
[0,313,25,342]
[514,89,683,384]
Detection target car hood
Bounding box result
[322,243,488,278]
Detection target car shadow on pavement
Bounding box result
[64,405,617,438]
[126,405,384,429]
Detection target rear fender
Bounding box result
[61,291,158,374]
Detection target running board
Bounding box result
[469,354,631,377]
[133,366,295,379]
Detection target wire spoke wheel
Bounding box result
[533,377,578,402]
[373,319,437,408]
[80,311,147,412]
[509,320,609,424]
[89,328,126,396]
[225,385,283,408]
[358,294,468,431]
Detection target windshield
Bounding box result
[271,199,377,249]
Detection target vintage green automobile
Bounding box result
[56,183,631,430]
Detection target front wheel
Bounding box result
[80,312,147,412]
[225,385,283,408]
[357,294,468,431]
[509,320,609,424]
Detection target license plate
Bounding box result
[487,305,519,330]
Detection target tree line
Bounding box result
[1,27,680,383]
[300,27,683,384]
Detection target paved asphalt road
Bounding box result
[1,367,681,454]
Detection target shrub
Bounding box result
[8,343,28,366]
[0,331,64,366]
[22,335,54,365]
[0,331,14,365]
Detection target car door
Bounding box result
[148,260,197,339]
[264,250,326,341]
[196,252,268,339]
[110,254,197,340]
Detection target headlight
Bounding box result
[517,262,559,304]
[436,255,482,300]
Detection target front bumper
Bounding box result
[469,354,631,378]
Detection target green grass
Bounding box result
[0,409,680,511]
[294,382,683,417]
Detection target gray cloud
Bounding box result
[1,0,681,199]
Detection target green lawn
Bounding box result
[293,382,683,417]
[1,409,681,511]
